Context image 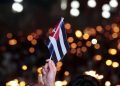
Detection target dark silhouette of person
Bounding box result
[67,75,100,86]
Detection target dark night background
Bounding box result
[0,0,120,86]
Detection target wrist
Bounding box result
[45,82,55,86]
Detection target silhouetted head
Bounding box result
[68,75,100,86]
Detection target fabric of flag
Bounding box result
[47,18,69,63]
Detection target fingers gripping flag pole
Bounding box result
[47,17,69,63]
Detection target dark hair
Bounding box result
[67,75,100,86]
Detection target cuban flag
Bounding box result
[47,18,69,63]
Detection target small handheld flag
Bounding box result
[46,17,69,63]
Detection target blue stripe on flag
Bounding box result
[56,37,64,58]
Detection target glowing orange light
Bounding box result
[106,60,112,66]
[22,65,27,71]
[86,41,92,47]
[96,26,103,32]
[112,33,118,39]
[27,35,33,41]
[94,44,100,49]
[67,37,74,43]
[71,43,77,49]
[62,80,68,85]
[108,48,117,55]
[112,23,117,28]
[75,30,82,38]
[6,33,13,39]
[64,71,70,76]
[112,62,119,68]
[57,61,63,68]
[64,23,71,30]
[94,55,102,61]
[29,47,35,53]
[83,33,90,40]
[9,39,17,45]
[112,26,119,33]
[89,28,96,36]
[31,39,37,45]
[117,42,120,49]
[81,46,87,52]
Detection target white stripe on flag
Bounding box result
[49,36,61,61]
[59,27,67,55]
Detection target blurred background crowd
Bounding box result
[0,0,120,86]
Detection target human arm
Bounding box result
[42,59,56,86]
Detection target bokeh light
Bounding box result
[71,0,80,8]
[71,43,77,49]
[64,71,70,76]
[106,60,112,66]
[67,37,74,43]
[29,47,35,53]
[14,0,23,3]
[117,42,120,49]
[61,0,67,10]
[22,65,27,71]
[91,38,97,45]
[112,26,119,33]
[6,33,13,39]
[55,81,62,86]
[112,62,119,68]
[112,33,118,39]
[102,4,111,11]
[109,0,118,8]
[81,46,87,52]
[102,11,111,19]
[12,3,23,13]
[64,23,71,30]
[83,33,90,40]
[36,29,43,35]
[62,80,68,86]
[6,79,19,86]
[75,30,82,38]
[105,81,111,86]
[86,41,92,47]
[27,35,33,41]
[96,26,103,33]
[94,43,100,49]
[108,48,117,55]
[87,0,96,8]
[9,39,17,45]
[94,54,102,61]
[31,39,37,45]
[70,8,80,17]
[19,81,26,86]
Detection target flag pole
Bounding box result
[48,17,64,60]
